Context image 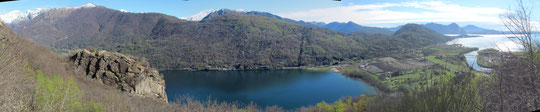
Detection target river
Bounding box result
[446,34,525,72]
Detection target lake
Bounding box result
[162,70,377,109]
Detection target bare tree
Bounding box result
[493,0,540,111]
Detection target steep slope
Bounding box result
[323,21,393,35]
[11,5,179,47]
[70,49,167,102]
[0,22,178,111]
[462,25,501,34]
[0,21,33,111]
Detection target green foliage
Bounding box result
[32,68,103,112]
[340,66,393,93]
[369,73,485,112]
[316,101,332,111]
[316,96,368,112]
[84,100,104,112]
[35,71,84,111]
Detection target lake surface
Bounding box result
[446,34,525,72]
[162,70,377,109]
[446,34,522,52]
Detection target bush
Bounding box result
[314,96,368,112]
[34,70,103,112]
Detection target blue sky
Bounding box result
[0,0,538,30]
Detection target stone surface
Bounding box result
[70,49,167,102]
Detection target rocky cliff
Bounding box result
[69,49,167,102]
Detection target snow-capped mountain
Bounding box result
[0,3,97,25]
[63,3,97,10]
[0,8,50,24]
[179,9,246,21]
[179,9,216,21]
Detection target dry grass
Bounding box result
[0,22,34,111]
[0,22,172,111]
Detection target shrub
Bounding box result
[34,70,103,112]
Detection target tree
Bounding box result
[490,0,540,111]
[34,70,103,112]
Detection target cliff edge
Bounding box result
[69,49,167,102]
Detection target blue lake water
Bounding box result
[162,70,377,109]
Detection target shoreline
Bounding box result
[159,65,387,94]
[344,75,385,95]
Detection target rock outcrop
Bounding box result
[69,49,167,102]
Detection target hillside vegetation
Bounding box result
[10,6,451,70]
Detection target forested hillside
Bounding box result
[321,22,394,35]
[10,6,450,70]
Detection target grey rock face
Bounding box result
[70,49,167,102]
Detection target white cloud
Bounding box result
[120,9,128,12]
[277,1,509,27]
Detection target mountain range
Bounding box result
[191,9,500,34]
[387,22,501,34]
[2,4,450,70]
[1,6,501,36]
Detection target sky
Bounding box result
[0,0,538,30]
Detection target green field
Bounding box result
[339,44,479,92]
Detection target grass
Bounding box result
[426,55,469,71]
[393,73,422,80]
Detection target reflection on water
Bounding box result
[162,70,377,109]
[446,35,522,52]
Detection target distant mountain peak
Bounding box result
[448,23,459,27]
[61,3,98,10]
[0,8,50,24]
[394,23,443,36]
[420,22,466,34]
[179,9,248,21]
[462,25,501,34]
[179,9,217,21]
[119,9,128,12]
[230,9,246,12]
[323,21,394,35]
[0,3,98,24]
[82,3,97,8]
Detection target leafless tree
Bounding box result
[489,0,540,111]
